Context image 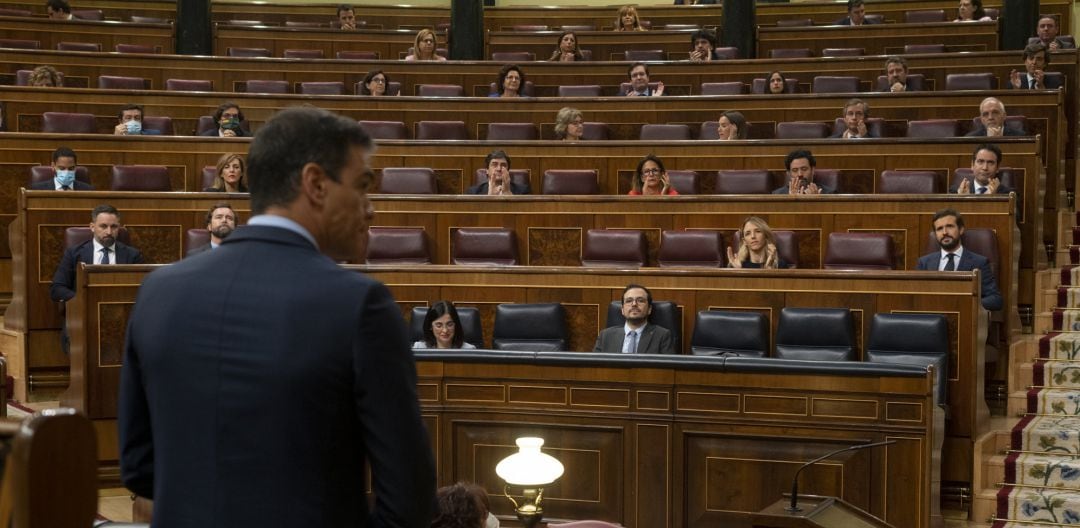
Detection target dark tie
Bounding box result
[977,187,987,194]
[99,247,111,265]
[62,185,72,191]
[944,253,956,271]
[626,330,638,354]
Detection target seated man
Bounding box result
[337,4,357,30]
[46,0,72,20]
[836,0,877,25]
[1034,15,1074,50]
[881,56,920,92]
[187,203,237,256]
[200,102,250,138]
[466,150,528,195]
[916,208,1002,311]
[624,62,664,96]
[966,97,1026,137]
[830,98,878,139]
[772,149,835,195]
[113,104,160,136]
[31,147,93,190]
[1009,42,1062,90]
[689,29,721,62]
[952,143,1012,195]
[593,284,674,354]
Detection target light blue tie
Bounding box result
[626,330,638,354]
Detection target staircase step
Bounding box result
[1009,390,1031,417]
[1036,312,1054,334]
[972,488,999,524]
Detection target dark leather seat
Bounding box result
[42,112,97,134]
[142,116,174,135]
[665,170,699,194]
[493,303,568,352]
[542,170,599,195]
[732,230,799,268]
[875,73,927,91]
[700,82,745,95]
[904,9,946,23]
[110,165,172,191]
[713,47,739,59]
[245,80,290,94]
[624,49,664,61]
[0,39,40,49]
[866,313,949,406]
[657,230,723,268]
[67,226,130,248]
[98,76,147,90]
[812,169,840,193]
[115,44,160,54]
[452,228,518,265]
[775,18,812,26]
[184,228,210,257]
[379,168,437,194]
[581,229,646,267]
[877,170,939,194]
[1028,35,1075,47]
[283,49,324,59]
[690,310,768,357]
[285,21,324,28]
[201,166,217,189]
[298,82,345,95]
[130,15,168,23]
[410,306,483,348]
[510,25,548,31]
[165,78,213,92]
[776,121,829,139]
[417,84,465,97]
[821,48,864,57]
[945,73,997,91]
[491,51,535,61]
[774,307,855,361]
[29,165,91,187]
[605,300,681,354]
[559,25,594,31]
[824,232,895,270]
[58,42,102,52]
[557,85,602,97]
[969,115,1027,135]
[812,75,860,93]
[366,227,431,265]
[416,121,468,140]
[227,47,271,57]
[581,123,610,140]
[769,48,812,59]
[639,124,692,141]
[906,119,959,138]
[474,169,532,193]
[714,170,771,194]
[904,44,946,54]
[487,123,539,141]
[618,81,662,95]
[337,50,379,60]
[751,77,799,94]
[487,81,535,97]
[358,120,408,140]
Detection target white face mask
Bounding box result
[485,512,500,528]
[55,169,76,187]
[125,120,142,134]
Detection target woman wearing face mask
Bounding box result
[201,102,249,137]
[413,301,475,349]
[204,153,248,193]
[727,216,789,269]
[629,154,679,196]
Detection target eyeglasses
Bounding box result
[623,297,648,306]
[222,113,240,119]
[370,78,386,84]
[642,168,662,175]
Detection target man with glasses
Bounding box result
[201,102,249,137]
[593,284,674,354]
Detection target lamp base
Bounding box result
[515,509,544,528]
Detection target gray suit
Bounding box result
[593,324,674,354]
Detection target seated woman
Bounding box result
[548,31,584,61]
[431,482,496,528]
[716,110,749,140]
[492,64,526,98]
[954,0,992,22]
[203,153,248,193]
[358,70,392,96]
[554,107,584,141]
[629,154,679,196]
[413,301,476,349]
[764,70,794,94]
[405,28,446,61]
[29,65,63,87]
[615,5,646,31]
[727,216,789,269]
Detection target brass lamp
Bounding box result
[495,437,565,528]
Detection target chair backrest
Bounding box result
[417,84,464,97]
[624,49,664,61]
[582,123,610,140]
[165,78,213,92]
[604,300,681,354]
[618,81,662,95]
[486,80,536,97]
[1029,35,1076,47]
[358,120,409,140]
[775,121,828,139]
[487,123,539,141]
[366,227,431,264]
[823,232,895,270]
[951,168,1017,196]
[379,167,437,194]
[452,228,518,265]
[29,165,91,186]
[283,49,324,59]
[409,306,483,348]
[298,81,345,95]
[559,25,595,31]
[228,47,271,57]
[877,170,939,194]
[221,19,263,26]
[713,47,739,59]
[110,165,172,191]
[774,307,855,361]
[945,73,997,91]
[130,15,168,23]
[691,310,769,357]
[751,77,799,94]
[416,121,468,140]
[813,169,840,193]
[542,170,599,195]
[510,24,547,31]
[71,8,103,20]
[831,117,885,138]
[866,313,949,405]
[142,116,174,136]
[285,20,325,28]
[474,169,532,193]
[66,226,130,247]
[201,166,217,189]
[491,51,535,61]
[492,303,568,351]
[1,39,41,50]
[184,228,210,257]
[904,44,946,54]
[98,75,146,90]
[713,170,770,194]
[969,115,1027,135]
[812,75,860,93]
[42,112,97,134]
[639,124,692,141]
[905,119,958,138]
[665,170,699,194]
[657,230,723,268]
[874,74,927,92]
[557,85,602,97]
[769,48,811,58]
[245,80,290,94]
[57,41,102,52]
[732,230,799,268]
[775,18,812,27]
[0,7,32,16]
[337,50,380,60]
[821,47,863,57]
[582,229,646,267]
[700,82,745,95]
[115,43,160,54]
[924,228,1000,279]
[904,9,945,23]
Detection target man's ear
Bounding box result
[299,162,328,206]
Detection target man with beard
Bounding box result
[881,56,920,93]
[916,208,1002,311]
[593,284,674,354]
[187,203,237,256]
[772,149,835,195]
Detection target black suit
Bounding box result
[466,181,530,195]
[948,181,1013,195]
[916,249,1003,310]
[965,125,1027,137]
[185,243,211,257]
[199,127,251,137]
[772,183,837,194]
[1009,74,1063,90]
[836,16,879,25]
[119,224,435,528]
[593,323,674,354]
[50,239,144,302]
[29,179,94,191]
[829,128,879,139]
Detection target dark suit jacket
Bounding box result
[836,16,879,25]
[29,180,94,191]
[119,225,435,528]
[593,323,674,354]
[1009,74,1063,90]
[916,248,1003,310]
[965,125,1027,137]
[199,127,251,137]
[772,183,837,194]
[829,128,879,139]
[466,181,530,195]
[185,243,211,257]
[50,239,143,302]
[948,181,1013,195]
[878,80,921,92]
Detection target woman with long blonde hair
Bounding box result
[204,153,248,193]
[615,5,646,31]
[727,216,788,268]
[405,28,446,61]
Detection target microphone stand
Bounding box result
[787,440,895,513]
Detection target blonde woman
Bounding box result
[727,216,788,269]
[615,5,646,31]
[28,65,63,87]
[629,154,678,196]
[554,107,584,140]
[204,153,248,192]
[405,28,446,61]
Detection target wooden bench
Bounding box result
[0,15,174,54]
[758,20,999,57]
[213,25,433,60]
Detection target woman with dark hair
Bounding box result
[359,70,391,96]
[413,301,475,349]
[204,153,248,192]
[493,64,525,97]
[954,0,991,22]
[548,31,584,61]
[629,154,679,196]
[716,110,749,140]
[765,71,793,94]
[727,216,789,269]
[431,482,494,528]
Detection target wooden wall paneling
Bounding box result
[0,17,174,53]
[213,26,420,60]
[757,20,999,57]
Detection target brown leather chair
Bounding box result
[542,170,599,195]
[821,48,864,57]
[491,51,535,61]
[184,229,210,257]
[582,123,610,140]
[487,123,538,141]
[245,80,290,94]
[487,81,535,97]
[110,165,172,191]
[904,9,946,23]
[639,124,692,141]
[775,18,812,27]
[98,76,148,90]
[945,73,997,91]
[831,117,885,138]
[824,233,895,270]
[451,228,519,265]
[165,79,213,92]
[57,42,102,52]
[379,168,437,194]
[969,115,1027,135]
[337,50,379,60]
[904,44,946,54]
[130,15,169,24]
[812,169,841,193]
[812,75,860,93]
[624,49,664,61]
[776,122,829,139]
[875,74,927,91]
[474,170,532,193]
[0,7,31,16]
[581,229,646,267]
[29,165,91,187]
[699,121,721,140]
[714,170,771,194]
[143,116,174,135]
[1,39,40,49]
[733,230,799,268]
[283,49,324,59]
[700,82,745,95]
[71,8,103,19]
[751,77,799,94]
[906,119,959,138]
[201,167,217,189]
[557,85,602,97]
[618,81,662,95]
[769,48,812,59]
[42,112,97,134]
[658,230,724,268]
[416,121,468,140]
[713,47,739,59]
[559,25,594,31]
[366,227,431,265]
[358,120,409,140]
[877,170,939,194]
[115,44,160,54]
[510,25,548,31]
[417,84,465,97]
[298,82,345,95]
[666,170,699,194]
[227,47,271,57]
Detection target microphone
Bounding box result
[787,439,895,513]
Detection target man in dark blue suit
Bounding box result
[29,147,94,190]
[916,208,1003,311]
[119,107,435,528]
[1008,42,1063,90]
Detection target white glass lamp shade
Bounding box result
[495,437,565,486]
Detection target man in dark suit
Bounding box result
[836,0,877,25]
[199,102,251,137]
[950,144,1013,195]
[916,208,1002,311]
[1033,15,1075,50]
[186,202,237,256]
[119,107,435,528]
[881,56,921,92]
[466,150,529,195]
[966,97,1027,137]
[112,104,161,136]
[829,98,879,139]
[623,62,665,96]
[772,149,836,194]
[593,284,675,354]
[1009,42,1063,90]
[30,147,94,190]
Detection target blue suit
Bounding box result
[916,249,1003,311]
[50,239,143,301]
[119,224,435,528]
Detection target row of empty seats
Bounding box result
[28,165,173,191]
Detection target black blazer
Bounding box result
[829,128,879,139]
[965,125,1027,137]
[199,127,251,137]
[29,180,94,191]
[948,181,1013,195]
[593,323,675,354]
[916,249,1003,310]
[50,239,144,301]
[1009,74,1063,90]
[466,181,530,195]
[119,225,435,528]
[772,183,837,194]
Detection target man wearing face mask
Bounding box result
[200,102,250,137]
[113,104,160,136]
[31,147,94,190]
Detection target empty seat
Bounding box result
[691,310,768,357]
[905,9,946,23]
[812,75,860,93]
[0,8,31,16]
[42,112,97,134]
[29,165,90,187]
[379,168,437,194]
[658,230,723,268]
[639,124,692,141]
[367,227,431,265]
[581,229,646,267]
[71,9,103,20]
[115,44,160,54]
[866,313,949,405]
[143,116,174,135]
[491,51,535,61]
[0,39,41,49]
[542,170,599,195]
[875,73,926,92]
[751,77,799,94]
[410,306,483,348]
[130,15,169,24]
[906,119,959,138]
[713,47,739,59]
[776,122,829,139]
[110,165,171,191]
[227,47,271,57]
[474,169,532,193]
[487,123,538,141]
[492,303,568,352]
[904,44,946,54]
[184,229,210,257]
[245,80,289,94]
[299,82,345,95]
[821,48,864,57]
[700,82,744,95]
[831,117,885,138]
[358,120,408,140]
[417,84,464,97]
[624,49,664,61]
[812,169,841,193]
[769,48,811,59]
[581,123,610,141]
[774,307,855,361]
[165,78,213,92]
[416,121,468,140]
[58,42,102,52]
[733,230,799,268]
[824,232,895,270]
[945,73,997,91]
[775,18,812,27]
[665,170,699,194]
[605,300,682,353]
[557,85,602,97]
[877,170,939,194]
[98,75,146,89]
[285,20,324,28]
[337,50,379,60]
[283,49,324,59]
[201,166,217,189]
[452,228,518,265]
[714,170,771,194]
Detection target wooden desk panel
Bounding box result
[0,0,175,22]
[757,20,999,58]
[213,26,426,60]
[212,2,450,30]
[0,16,174,54]
[487,29,699,62]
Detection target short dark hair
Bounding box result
[431,483,488,528]
[91,204,119,222]
[1023,42,1050,65]
[484,150,511,169]
[843,97,868,115]
[970,0,986,18]
[117,103,143,120]
[690,29,717,48]
[622,284,652,307]
[52,146,76,164]
[634,154,666,192]
[46,0,70,13]
[246,107,373,214]
[884,55,907,71]
[336,4,353,16]
[973,143,1002,164]
[784,149,816,171]
[627,61,648,79]
[212,102,244,123]
[932,208,964,229]
[496,64,525,96]
[204,202,235,226]
[422,301,465,348]
[846,0,864,13]
[720,110,749,139]
[359,70,388,95]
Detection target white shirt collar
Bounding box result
[939,246,965,268]
[92,238,115,264]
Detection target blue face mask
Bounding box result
[125,120,142,134]
[55,169,76,187]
